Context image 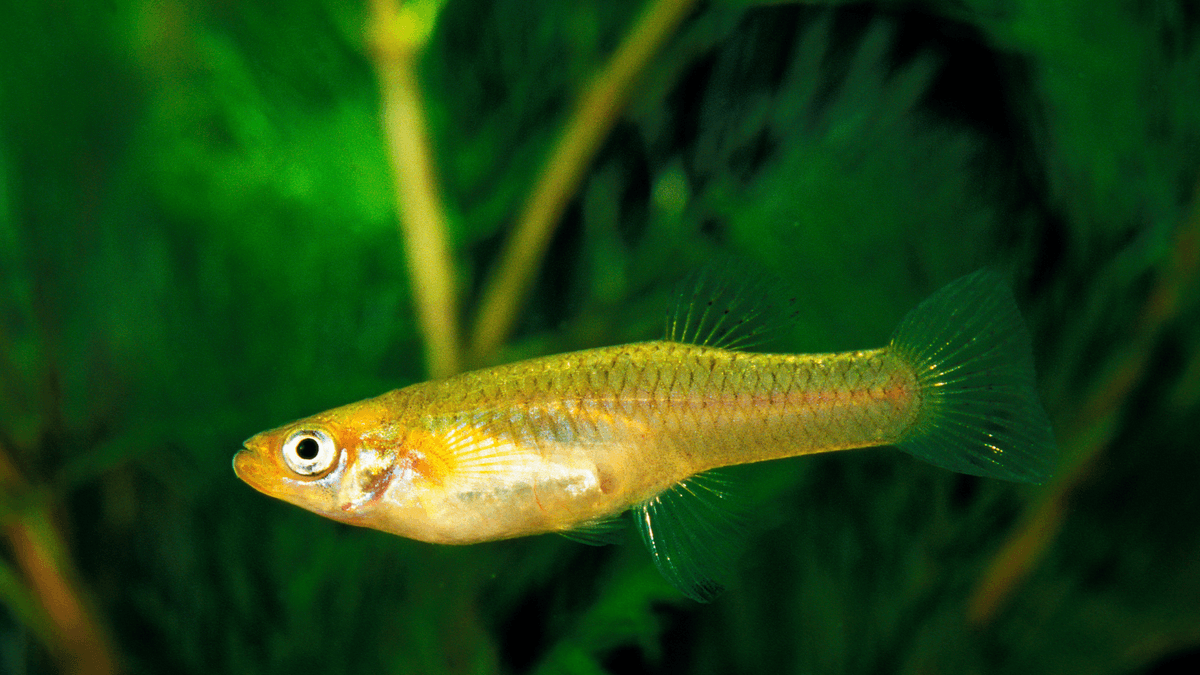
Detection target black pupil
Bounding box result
[296,437,321,461]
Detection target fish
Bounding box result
[233,270,1056,601]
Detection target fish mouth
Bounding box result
[232,448,249,478]
[232,445,269,493]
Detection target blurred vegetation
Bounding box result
[2,0,1199,673]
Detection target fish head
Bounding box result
[233,392,431,533]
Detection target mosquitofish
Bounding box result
[233,270,1056,601]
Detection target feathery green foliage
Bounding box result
[2,0,1199,673]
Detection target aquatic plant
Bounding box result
[1,0,1199,673]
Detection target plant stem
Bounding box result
[969,179,1200,624]
[369,0,461,377]
[469,0,699,362]
[0,445,118,675]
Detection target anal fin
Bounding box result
[632,471,745,603]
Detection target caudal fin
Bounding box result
[889,270,1057,483]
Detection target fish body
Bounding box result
[234,270,1056,600]
[237,343,916,543]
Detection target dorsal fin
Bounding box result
[664,270,798,351]
[632,471,746,602]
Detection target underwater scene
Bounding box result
[2,0,1199,673]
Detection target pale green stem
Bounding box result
[370,0,461,377]
[0,446,118,675]
[469,0,699,362]
[969,178,1200,623]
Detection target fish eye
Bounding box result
[281,429,338,476]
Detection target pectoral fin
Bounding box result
[632,471,745,603]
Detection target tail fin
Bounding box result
[889,270,1057,483]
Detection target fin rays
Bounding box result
[633,472,745,603]
[665,272,797,352]
[889,270,1057,483]
[559,515,626,546]
[433,416,533,480]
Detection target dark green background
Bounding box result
[2,0,1199,673]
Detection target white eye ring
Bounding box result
[281,429,338,476]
